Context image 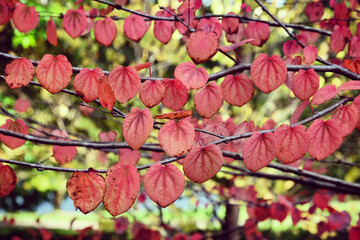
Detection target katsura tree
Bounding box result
[1,0,360,239]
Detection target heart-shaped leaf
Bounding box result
[251,54,287,94]
[292,69,319,101]
[174,62,208,90]
[158,119,195,157]
[36,54,73,94]
[305,1,324,22]
[332,104,358,137]
[139,80,165,108]
[307,119,342,161]
[221,74,254,106]
[221,12,239,34]
[183,144,223,183]
[74,68,104,103]
[124,14,146,42]
[186,30,219,64]
[123,108,153,150]
[103,162,140,216]
[0,119,29,149]
[303,46,317,65]
[0,163,17,198]
[119,149,141,166]
[144,163,184,207]
[154,9,175,44]
[63,8,87,39]
[66,169,105,214]
[243,132,275,172]
[161,78,188,111]
[194,82,223,118]
[12,3,39,33]
[5,58,34,89]
[98,131,117,142]
[245,22,269,47]
[52,130,77,164]
[108,65,141,104]
[94,17,117,46]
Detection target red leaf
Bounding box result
[314,190,330,210]
[243,132,275,172]
[337,80,360,91]
[330,25,351,54]
[161,78,188,111]
[63,8,87,39]
[155,110,193,120]
[36,54,73,94]
[186,30,220,64]
[154,10,175,44]
[334,2,349,26]
[349,226,360,240]
[221,74,254,106]
[158,119,195,157]
[114,217,129,235]
[74,68,104,103]
[119,149,141,166]
[349,36,360,58]
[14,98,30,113]
[98,131,117,142]
[225,23,246,44]
[46,17,58,46]
[0,1,12,26]
[183,144,223,183]
[303,46,317,65]
[98,75,116,110]
[269,203,288,222]
[12,3,39,33]
[198,123,229,149]
[283,56,302,90]
[332,104,358,137]
[139,80,165,108]
[0,163,17,198]
[0,119,28,149]
[194,82,223,118]
[124,14,146,42]
[66,169,105,214]
[245,22,270,47]
[144,163,184,207]
[292,69,319,101]
[4,58,34,89]
[283,40,302,57]
[291,208,302,226]
[197,17,222,37]
[344,59,360,74]
[135,62,152,71]
[52,130,77,164]
[123,108,153,150]
[274,125,309,164]
[310,85,338,105]
[327,211,350,231]
[103,162,140,216]
[219,39,254,52]
[174,62,208,90]
[221,12,239,34]
[108,65,141,103]
[232,121,255,153]
[305,1,324,22]
[175,7,196,35]
[307,119,342,161]
[94,17,117,46]
[250,54,287,94]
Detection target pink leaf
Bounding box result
[0,1,12,26]
[219,39,254,52]
[221,74,254,106]
[103,162,140,216]
[305,1,324,22]
[52,130,77,164]
[0,163,17,198]
[194,82,223,118]
[337,80,360,91]
[66,169,105,214]
[0,119,28,149]
[349,36,360,58]
[98,131,117,142]
[250,54,287,94]
[123,108,154,150]
[134,62,152,71]
[4,58,34,89]
[292,69,319,101]
[36,54,73,94]
[332,104,358,137]
[245,22,270,47]
[74,68,104,103]
[158,119,195,157]
[154,10,175,44]
[243,132,275,172]
[12,3,39,33]
[124,14,146,42]
[46,17,58,46]
[63,8,87,39]
[183,144,223,183]
[274,124,309,164]
[269,203,288,222]
[221,12,239,34]
[303,46,317,65]
[161,78,188,111]
[144,163,184,207]
[108,65,141,103]
[198,123,229,149]
[310,85,338,105]
[330,25,351,54]
[119,149,141,166]
[98,75,116,110]
[307,119,342,161]
[14,98,30,113]
[94,17,117,46]
[139,80,165,108]
[174,62,209,90]
[232,121,255,153]
[290,100,309,125]
[186,30,220,64]
[225,23,246,44]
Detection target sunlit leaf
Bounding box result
[186,30,219,64]
[74,68,104,103]
[12,3,39,33]
[63,8,87,39]
[94,17,117,46]
[119,149,141,166]
[220,74,254,106]
[124,14,146,42]
[139,80,165,108]
[0,163,17,198]
[194,82,223,118]
[161,78,188,111]
[4,58,34,89]
[332,104,358,137]
[174,62,208,90]
[0,119,28,149]
[292,69,319,100]
[98,75,116,110]
[245,22,269,47]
